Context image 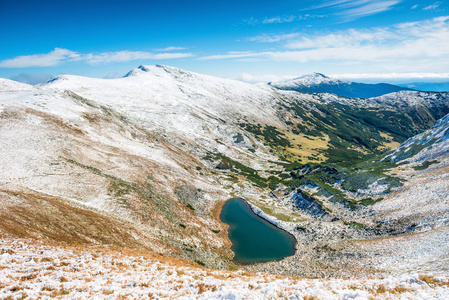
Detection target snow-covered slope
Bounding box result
[42,65,283,144]
[370,114,449,239]
[372,90,449,110]
[2,65,449,279]
[383,113,449,163]
[0,71,241,268]
[1,237,448,300]
[270,72,414,98]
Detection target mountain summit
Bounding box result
[274,72,339,86]
[269,73,415,98]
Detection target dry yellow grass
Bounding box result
[377,132,401,151]
[284,132,330,163]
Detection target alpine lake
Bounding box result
[220,198,296,264]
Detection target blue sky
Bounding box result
[1,0,449,84]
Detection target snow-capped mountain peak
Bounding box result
[290,72,341,86]
[124,64,171,77]
[269,72,345,90]
[269,72,414,98]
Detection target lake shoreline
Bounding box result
[220,197,297,265]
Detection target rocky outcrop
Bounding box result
[175,185,208,216]
[292,189,334,221]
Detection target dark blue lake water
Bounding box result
[220,198,296,264]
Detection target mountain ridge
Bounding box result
[269,72,416,98]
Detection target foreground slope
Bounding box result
[1,238,448,299]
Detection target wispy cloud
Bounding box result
[284,28,395,49]
[152,52,193,59]
[263,14,324,24]
[330,72,449,80]
[200,16,449,72]
[247,33,299,43]
[155,46,187,51]
[424,2,441,11]
[244,14,324,25]
[339,0,401,19]
[0,48,79,68]
[263,16,297,24]
[235,73,295,83]
[309,0,402,21]
[79,51,193,64]
[200,51,263,60]
[0,49,194,68]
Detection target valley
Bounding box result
[1,65,449,297]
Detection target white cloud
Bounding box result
[234,73,295,83]
[424,2,440,10]
[284,28,395,49]
[0,48,79,68]
[80,51,193,64]
[155,46,187,51]
[202,16,449,73]
[152,53,193,59]
[247,33,299,43]
[411,4,419,9]
[263,16,297,24]
[0,49,194,68]
[330,72,449,80]
[79,51,153,64]
[244,14,324,25]
[309,0,402,21]
[199,51,263,60]
[338,0,401,20]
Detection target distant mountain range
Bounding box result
[399,81,449,92]
[269,72,415,98]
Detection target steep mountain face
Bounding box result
[368,113,449,240]
[269,73,415,98]
[269,89,449,165]
[382,113,449,163]
[1,65,449,277]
